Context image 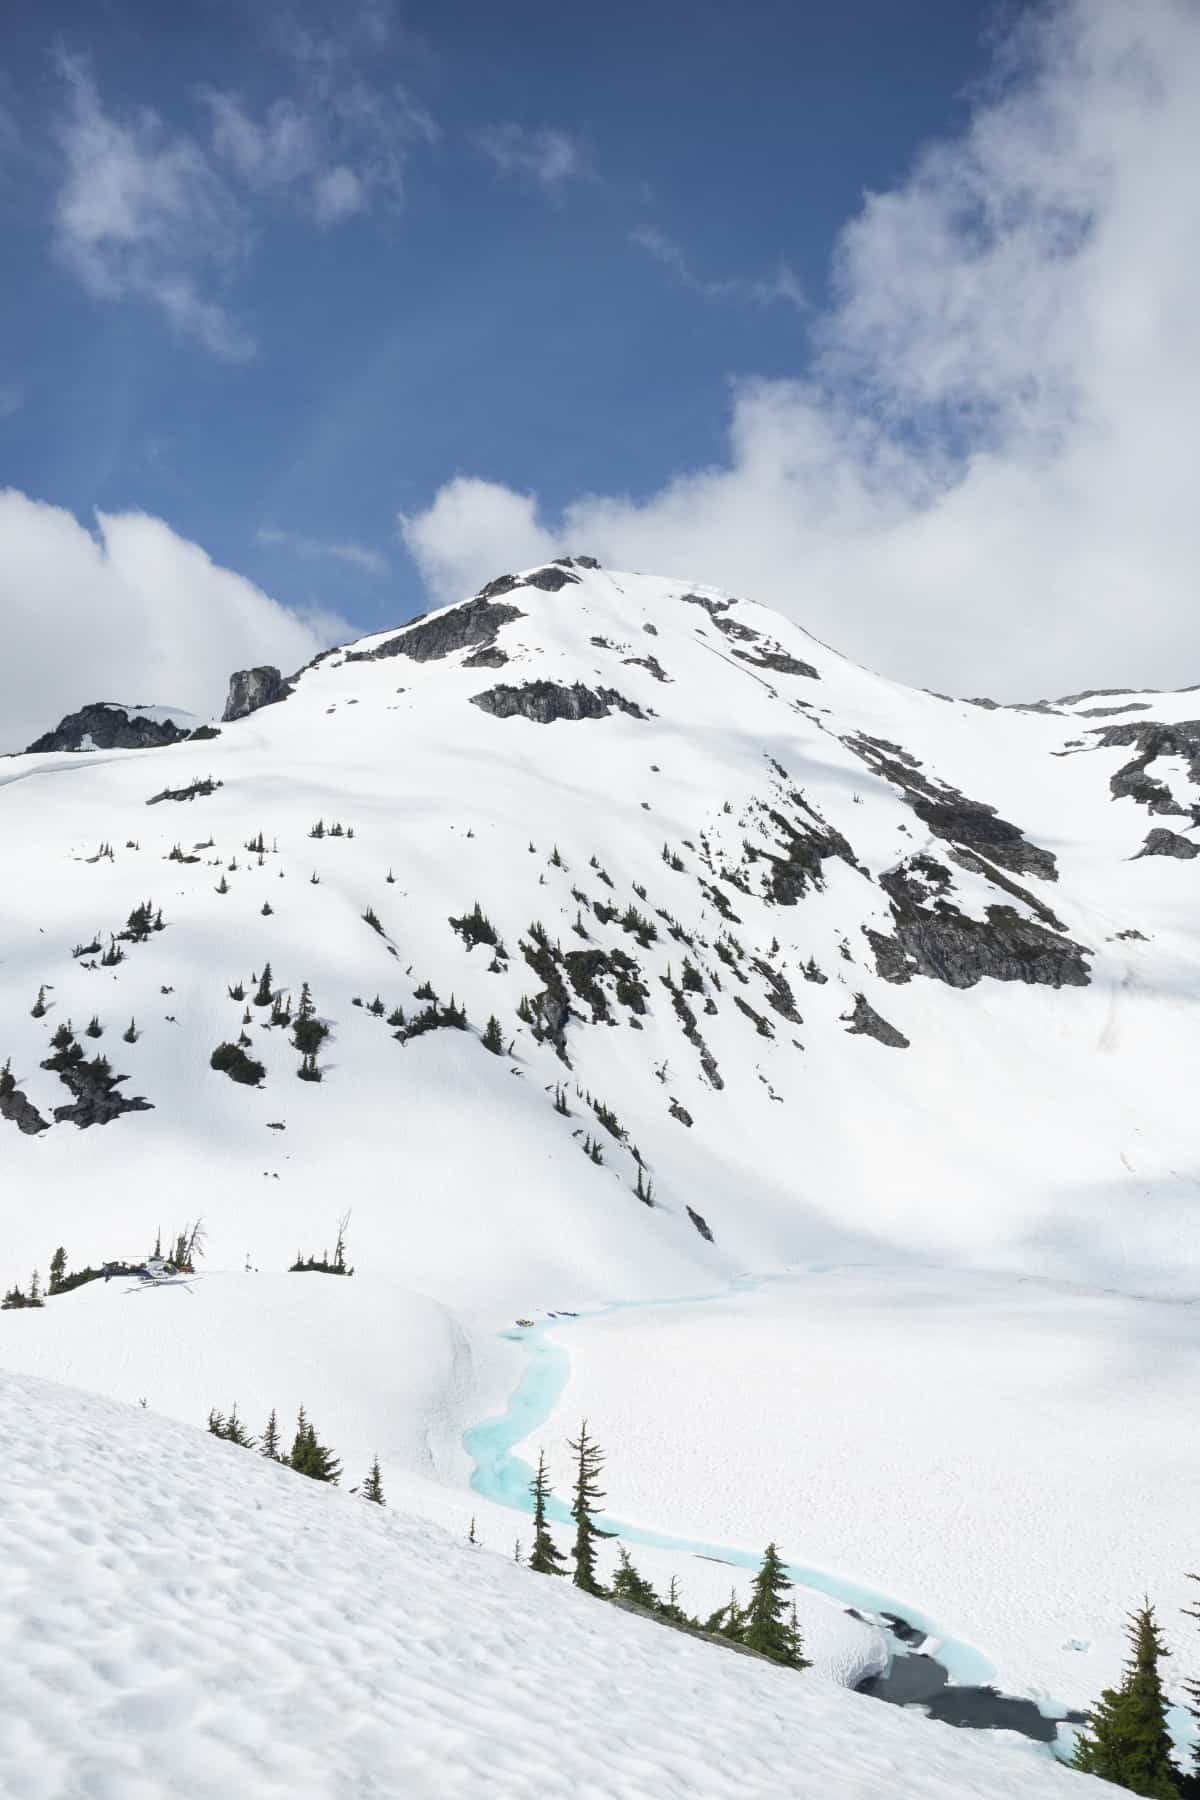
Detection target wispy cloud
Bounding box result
[404,2,1200,701]
[630,226,805,311]
[52,54,253,361]
[50,21,438,353]
[476,124,586,193]
[257,525,389,576]
[0,384,22,418]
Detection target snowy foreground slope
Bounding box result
[3,558,1200,1774]
[0,1369,1103,1800]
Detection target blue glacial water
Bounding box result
[463,1276,997,1688]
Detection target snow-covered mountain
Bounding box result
[3,558,1199,1782]
[3,557,1196,1297]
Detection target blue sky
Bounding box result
[1,0,1001,633]
[3,0,1199,747]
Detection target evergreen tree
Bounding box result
[254,963,274,1007]
[1072,1602,1180,1797]
[28,1269,43,1307]
[49,1246,66,1294]
[1182,1574,1200,1778]
[611,1545,658,1609]
[288,1408,341,1484]
[661,1575,689,1626]
[744,1544,807,1668]
[222,1405,255,1449]
[567,1420,606,1595]
[527,1449,566,1576]
[481,1014,505,1055]
[260,1408,282,1461]
[207,1407,226,1436]
[704,1588,748,1641]
[362,1457,385,1505]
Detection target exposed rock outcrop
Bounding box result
[844,733,1058,881]
[1135,828,1199,860]
[524,565,581,592]
[867,856,1091,990]
[1089,718,1200,820]
[50,1056,154,1129]
[843,994,910,1048]
[732,647,819,680]
[471,682,646,724]
[761,795,863,904]
[222,667,292,723]
[26,703,191,754]
[0,1083,50,1135]
[349,597,524,665]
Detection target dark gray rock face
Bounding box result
[686,1205,714,1242]
[50,1057,153,1129]
[679,592,732,617]
[523,565,581,592]
[0,1084,50,1134]
[1136,828,1200,859]
[732,647,819,680]
[461,645,509,669]
[470,682,645,724]
[868,856,1091,990]
[843,994,910,1048]
[26,704,190,754]
[622,654,671,683]
[845,733,1058,881]
[762,796,862,904]
[348,597,525,666]
[1089,719,1200,820]
[712,614,760,644]
[222,666,291,722]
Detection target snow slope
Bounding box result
[0,1367,1104,1800]
[3,558,1199,1773]
[2,558,1196,1302]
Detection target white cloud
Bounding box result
[52,56,253,360]
[631,226,805,311]
[313,164,365,224]
[257,525,388,575]
[205,92,317,190]
[0,491,351,752]
[400,479,558,600]
[476,124,585,192]
[51,39,438,351]
[404,1,1200,700]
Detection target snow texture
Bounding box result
[0,1368,1104,1799]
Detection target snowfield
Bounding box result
[3,559,1199,1787]
[0,1368,1104,1799]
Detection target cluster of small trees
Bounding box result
[206,1402,382,1500]
[514,1424,808,1673]
[290,1214,353,1276]
[1,1270,43,1310]
[1067,1596,1200,1795]
[211,977,330,1085]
